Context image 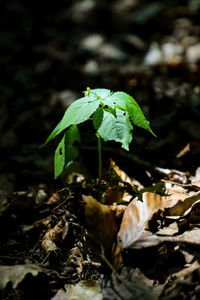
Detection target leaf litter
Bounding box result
[2,161,200,299]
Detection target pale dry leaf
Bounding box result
[172,261,200,279]
[191,167,200,187]
[164,181,194,204]
[0,264,54,290]
[162,227,200,246]
[51,280,102,300]
[156,222,179,236]
[156,167,189,184]
[117,192,171,249]
[164,191,200,217]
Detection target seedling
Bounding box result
[45,88,156,181]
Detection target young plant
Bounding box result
[45,88,156,180]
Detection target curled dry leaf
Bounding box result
[82,195,121,265]
[165,191,200,217]
[118,189,200,249]
[41,220,63,253]
[164,181,194,203]
[117,192,171,249]
[156,167,189,184]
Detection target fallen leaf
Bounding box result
[102,267,164,300]
[161,263,200,299]
[82,195,119,264]
[165,191,200,217]
[156,167,189,184]
[0,264,55,290]
[156,222,179,236]
[191,167,200,187]
[109,159,143,189]
[51,280,102,300]
[164,181,194,203]
[41,220,63,253]
[110,204,127,219]
[172,260,200,279]
[117,192,171,249]
[47,192,61,205]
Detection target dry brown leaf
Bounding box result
[109,159,143,189]
[82,195,120,265]
[47,192,61,205]
[106,187,124,204]
[165,191,200,217]
[41,220,63,253]
[117,192,171,249]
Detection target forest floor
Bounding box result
[1,1,200,299]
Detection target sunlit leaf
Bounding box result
[97,108,133,150]
[45,96,99,144]
[102,92,156,136]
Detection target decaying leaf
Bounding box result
[164,181,194,203]
[64,247,84,276]
[0,264,55,290]
[156,167,190,184]
[51,280,102,300]
[118,189,200,249]
[164,191,200,217]
[117,192,171,249]
[82,195,120,263]
[161,262,200,300]
[102,267,164,300]
[41,220,63,253]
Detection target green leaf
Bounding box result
[54,125,80,179]
[45,96,99,144]
[102,92,156,136]
[85,88,111,99]
[93,107,103,130]
[97,108,133,150]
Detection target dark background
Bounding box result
[1,0,200,192]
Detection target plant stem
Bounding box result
[97,133,102,184]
